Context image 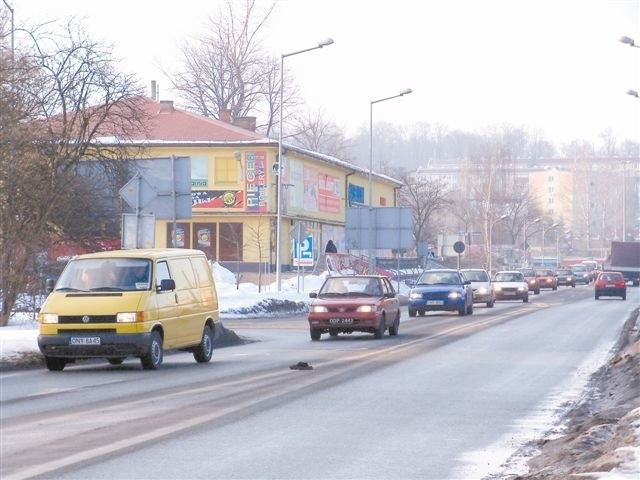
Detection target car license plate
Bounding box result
[426,300,444,305]
[504,291,516,295]
[69,336,101,345]
[329,318,353,324]
[605,284,614,288]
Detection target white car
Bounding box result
[492,270,529,303]
[461,268,495,307]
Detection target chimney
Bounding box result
[219,109,232,123]
[159,100,174,113]
[234,116,257,132]
[151,80,158,100]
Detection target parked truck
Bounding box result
[605,241,640,286]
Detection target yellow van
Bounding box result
[38,248,220,371]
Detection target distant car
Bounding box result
[460,268,495,307]
[307,275,400,340]
[570,264,591,284]
[408,269,474,317]
[493,271,529,302]
[556,268,576,287]
[518,268,540,295]
[594,272,626,300]
[536,269,558,290]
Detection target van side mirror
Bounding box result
[45,278,56,293]
[159,279,176,292]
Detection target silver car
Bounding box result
[461,268,495,308]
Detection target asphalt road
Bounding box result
[1,285,637,480]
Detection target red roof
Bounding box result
[125,97,270,143]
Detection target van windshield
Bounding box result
[56,258,152,292]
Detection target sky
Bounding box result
[7,0,640,147]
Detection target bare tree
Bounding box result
[396,170,450,250]
[0,19,146,326]
[289,108,353,160]
[168,0,287,136]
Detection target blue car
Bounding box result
[408,269,474,317]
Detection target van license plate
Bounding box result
[70,337,101,345]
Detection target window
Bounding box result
[219,223,243,261]
[214,157,237,183]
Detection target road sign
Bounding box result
[293,235,314,267]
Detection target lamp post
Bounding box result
[368,88,412,270]
[488,214,509,274]
[525,218,541,266]
[275,38,333,291]
[627,89,639,98]
[1,0,13,65]
[542,222,559,267]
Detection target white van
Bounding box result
[38,249,220,371]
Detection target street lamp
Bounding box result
[488,214,509,273]
[619,36,639,48]
[542,222,559,267]
[275,38,334,291]
[627,89,639,98]
[368,88,412,270]
[524,218,541,266]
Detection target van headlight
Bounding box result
[117,312,139,323]
[39,313,58,324]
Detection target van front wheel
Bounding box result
[45,356,66,371]
[141,331,163,370]
[193,325,214,363]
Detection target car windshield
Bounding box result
[557,270,571,275]
[319,277,384,297]
[416,271,461,285]
[56,258,152,292]
[495,272,524,282]
[462,270,489,282]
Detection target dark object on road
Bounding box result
[290,361,313,370]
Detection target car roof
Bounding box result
[69,248,206,260]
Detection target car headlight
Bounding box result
[517,287,526,292]
[528,279,536,285]
[448,291,461,299]
[477,287,488,294]
[356,305,375,313]
[39,313,58,324]
[494,286,502,292]
[311,305,328,313]
[409,292,423,299]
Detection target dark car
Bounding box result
[594,272,627,300]
[536,269,558,290]
[570,264,591,284]
[308,275,400,340]
[518,268,540,294]
[556,268,576,287]
[408,269,473,317]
